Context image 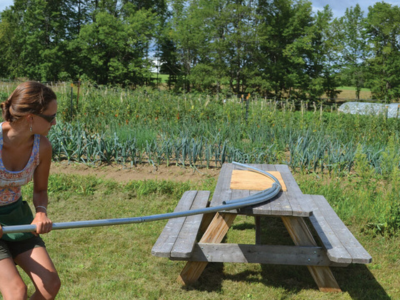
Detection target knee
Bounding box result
[3,280,27,300]
[16,283,28,300]
[49,274,61,295]
[40,273,61,299]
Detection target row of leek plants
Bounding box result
[48,121,400,176]
[48,122,280,168]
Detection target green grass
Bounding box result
[150,73,169,84]
[337,86,372,92]
[5,172,398,299]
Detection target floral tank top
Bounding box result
[0,123,40,206]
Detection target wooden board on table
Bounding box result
[210,163,234,207]
[275,165,312,217]
[308,195,372,264]
[151,190,198,258]
[230,170,287,191]
[171,191,210,258]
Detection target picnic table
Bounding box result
[152,163,372,292]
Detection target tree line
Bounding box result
[0,0,400,100]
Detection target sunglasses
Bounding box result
[36,113,57,123]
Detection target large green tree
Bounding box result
[0,0,75,81]
[0,8,20,78]
[74,1,158,85]
[257,0,314,97]
[365,2,400,101]
[336,4,369,99]
[168,0,264,94]
[303,5,342,99]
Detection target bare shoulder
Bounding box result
[38,135,53,158]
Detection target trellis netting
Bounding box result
[338,102,400,118]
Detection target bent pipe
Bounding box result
[2,162,282,234]
[223,162,281,205]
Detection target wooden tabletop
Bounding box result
[210,163,312,217]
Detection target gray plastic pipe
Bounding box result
[1,162,282,234]
[223,162,281,205]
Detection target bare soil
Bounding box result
[50,161,221,183]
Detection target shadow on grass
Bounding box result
[333,264,390,300]
[182,262,389,299]
[181,217,389,299]
[231,222,255,231]
[181,263,225,293]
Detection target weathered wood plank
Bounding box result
[278,170,312,216]
[264,164,278,171]
[177,212,237,285]
[172,243,334,266]
[281,216,341,293]
[272,165,307,217]
[151,191,198,257]
[305,195,353,264]
[227,189,251,214]
[231,189,251,203]
[310,195,372,264]
[232,192,274,215]
[273,164,291,174]
[258,165,290,215]
[234,164,278,216]
[250,164,276,216]
[171,191,210,258]
[226,163,278,215]
[252,164,292,216]
[266,191,292,215]
[210,163,233,207]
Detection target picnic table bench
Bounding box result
[152,163,372,292]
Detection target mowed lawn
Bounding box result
[333,86,372,100]
[5,172,397,300]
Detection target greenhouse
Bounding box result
[338,102,400,118]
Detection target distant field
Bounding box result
[337,86,371,92]
[324,86,372,100]
[146,77,373,100]
[150,73,169,84]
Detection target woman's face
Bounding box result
[33,99,58,136]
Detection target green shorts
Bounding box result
[0,235,46,261]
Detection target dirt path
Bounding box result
[50,161,221,183]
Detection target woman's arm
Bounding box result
[32,136,53,234]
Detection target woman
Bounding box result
[0,81,61,300]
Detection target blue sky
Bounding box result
[311,0,399,18]
[0,0,398,18]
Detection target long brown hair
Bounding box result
[1,81,57,123]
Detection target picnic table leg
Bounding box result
[177,212,237,285]
[198,212,215,237]
[255,216,261,245]
[281,216,341,293]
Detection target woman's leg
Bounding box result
[14,247,61,300]
[0,257,28,300]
